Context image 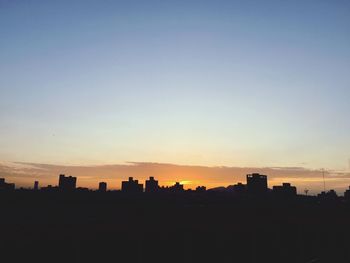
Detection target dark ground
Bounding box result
[1,191,350,263]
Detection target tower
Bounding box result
[34,181,39,190]
[99,182,107,192]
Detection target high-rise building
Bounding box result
[246,173,268,194]
[121,177,143,193]
[344,187,350,200]
[34,181,39,190]
[58,174,77,190]
[99,182,107,192]
[145,177,159,193]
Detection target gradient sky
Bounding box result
[1,1,350,173]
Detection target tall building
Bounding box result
[145,177,159,193]
[121,177,143,193]
[34,181,39,190]
[246,173,268,194]
[344,187,350,200]
[0,178,15,190]
[99,182,107,192]
[58,174,77,190]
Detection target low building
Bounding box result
[273,183,297,197]
[196,186,206,192]
[171,182,184,192]
[318,190,338,201]
[227,182,246,193]
[161,182,184,192]
[0,178,15,190]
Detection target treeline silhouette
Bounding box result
[1,174,350,263]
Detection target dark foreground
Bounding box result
[1,191,350,263]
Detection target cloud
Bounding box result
[1,161,350,194]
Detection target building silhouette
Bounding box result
[272,183,297,197]
[121,177,143,193]
[246,173,268,194]
[227,182,246,193]
[145,177,159,193]
[318,189,338,201]
[196,186,206,192]
[160,182,185,192]
[345,187,350,200]
[0,178,15,190]
[77,187,89,192]
[34,181,39,190]
[41,185,59,191]
[58,174,77,190]
[99,182,107,192]
[169,182,184,192]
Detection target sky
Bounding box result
[0,1,350,191]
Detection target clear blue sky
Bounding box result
[1,0,350,170]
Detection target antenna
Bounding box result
[322,168,326,192]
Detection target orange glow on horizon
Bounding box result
[1,161,349,194]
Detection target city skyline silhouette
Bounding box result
[1,1,350,262]
[2,171,350,198]
[2,172,350,263]
[1,160,350,195]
